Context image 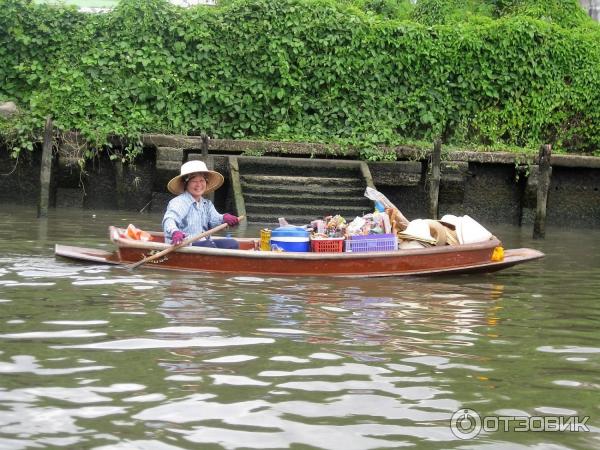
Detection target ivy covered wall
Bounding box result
[1,0,599,161]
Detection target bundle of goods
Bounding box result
[310,215,346,238]
[397,215,493,249]
[346,208,390,236]
[440,215,493,245]
[341,204,398,253]
[125,224,151,241]
[364,187,409,233]
[309,215,346,253]
[262,188,492,254]
[362,187,493,250]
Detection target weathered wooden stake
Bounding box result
[533,144,552,239]
[37,116,53,218]
[428,139,442,220]
[201,134,209,159]
[228,156,246,218]
[114,157,125,210]
[202,134,215,202]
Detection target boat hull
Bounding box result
[53,226,544,277]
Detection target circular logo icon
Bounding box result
[450,408,482,440]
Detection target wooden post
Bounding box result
[533,144,552,239]
[228,156,246,218]
[38,116,53,218]
[428,139,442,220]
[202,134,215,202]
[201,134,209,159]
[359,161,376,189]
[114,157,125,210]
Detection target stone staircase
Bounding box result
[235,156,374,225]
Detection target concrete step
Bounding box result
[246,214,371,226]
[245,202,370,219]
[247,213,362,227]
[238,156,362,178]
[244,193,372,207]
[247,214,319,227]
[241,174,365,188]
[236,156,370,224]
[241,182,366,196]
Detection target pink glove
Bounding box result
[171,230,186,245]
[223,213,239,227]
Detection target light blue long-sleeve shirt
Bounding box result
[162,192,224,244]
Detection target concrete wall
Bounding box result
[2,138,598,227]
[581,0,600,21]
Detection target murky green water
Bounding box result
[0,205,598,449]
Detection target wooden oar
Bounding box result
[127,215,245,270]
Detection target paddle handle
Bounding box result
[127,215,245,270]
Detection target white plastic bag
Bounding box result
[364,187,409,228]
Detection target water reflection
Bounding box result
[0,205,599,449]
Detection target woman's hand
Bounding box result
[171,231,186,245]
[223,214,239,227]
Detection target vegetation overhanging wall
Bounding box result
[1,0,600,162]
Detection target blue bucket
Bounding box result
[270,226,310,252]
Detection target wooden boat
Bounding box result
[53,226,544,277]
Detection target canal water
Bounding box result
[0,205,598,449]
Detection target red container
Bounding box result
[310,238,345,253]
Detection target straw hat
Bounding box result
[440,214,460,245]
[445,228,460,246]
[440,214,460,229]
[424,220,448,246]
[167,160,224,195]
[397,219,437,245]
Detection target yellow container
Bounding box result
[260,229,272,251]
[491,246,504,262]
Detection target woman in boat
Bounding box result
[162,160,240,249]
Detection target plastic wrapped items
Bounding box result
[397,219,437,249]
[126,224,151,241]
[324,215,346,237]
[440,215,492,244]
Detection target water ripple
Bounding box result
[0,330,106,339]
[203,355,258,363]
[0,212,599,449]
[43,320,108,326]
[0,355,111,375]
[72,278,159,286]
[147,326,221,334]
[538,346,600,354]
[53,336,274,350]
[210,375,270,386]
[259,363,391,378]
